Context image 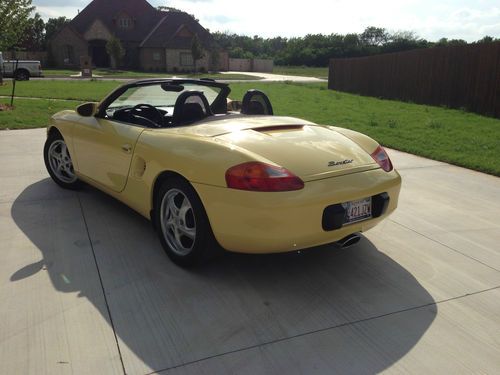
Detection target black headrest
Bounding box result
[241,89,273,115]
[247,101,265,115]
[173,90,212,125]
[181,103,205,123]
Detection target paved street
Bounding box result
[1,71,325,84]
[1,128,499,374]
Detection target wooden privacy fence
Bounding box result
[329,42,500,118]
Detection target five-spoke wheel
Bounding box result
[44,132,82,189]
[48,139,77,183]
[160,189,197,256]
[155,177,219,266]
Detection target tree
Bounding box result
[106,37,125,69]
[191,34,205,73]
[157,5,199,21]
[447,39,467,46]
[0,0,34,50]
[157,5,182,12]
[18,13,45,51]
[435,37,467,47]
[210,27,480,67]
[229,46,254,59]
[360,26,389,46]
[45,17,70,43]
[476,36,495,44]
[209,47,220,72]
[45,17,70,67]
[0,0,34,83]
[343,33,361,56]
[382,30,429,53]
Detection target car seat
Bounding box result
[173,91,212,125]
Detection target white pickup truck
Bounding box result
[0,52,44,80]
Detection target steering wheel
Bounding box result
[132,104,164,127]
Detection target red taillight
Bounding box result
[225,162,304,192]
[371,145,393,172]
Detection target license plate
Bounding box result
[342,197,372,224]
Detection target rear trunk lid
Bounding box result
[214,121,378,181]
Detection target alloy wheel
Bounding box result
[48,140,77,184]
[160,189,197,256]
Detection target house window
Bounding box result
[118,17,133,29]
[153,52,161,62]
[180,52,193,66]
[64,45,74,65]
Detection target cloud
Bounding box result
[169,0,214,2]
[35,5,80,19]
[205,15,233,24]
[34,0,86,7]
[33,0,500,41]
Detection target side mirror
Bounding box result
[76,102,98,117]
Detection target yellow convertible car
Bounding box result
[44,79,401,266]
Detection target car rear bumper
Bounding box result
[193,168,401,253]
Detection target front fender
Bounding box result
[47,110,80,169]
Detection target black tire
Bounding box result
[154,177,220,267]
[15,69,30,81]
[43,132,82,190]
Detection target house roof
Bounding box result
[140,11,214,49]
[67,0,213,47]
[70,0,161,42]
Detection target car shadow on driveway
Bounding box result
[11,178,437,374]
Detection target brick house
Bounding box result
[49,0,227,72]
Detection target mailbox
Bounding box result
[80,56,92,78]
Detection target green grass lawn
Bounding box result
[0,80,122,101]
[0,98,83,129]
[44,68,158,77]
[43,69,260,81]
[1,80,499,175]
[273,66,329,79]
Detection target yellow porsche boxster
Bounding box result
[44,79,401,266]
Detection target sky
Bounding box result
[32,0,500,42]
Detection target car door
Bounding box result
[72,117,144,193]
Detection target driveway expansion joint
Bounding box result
[148,285,500,375]
[397,164,448,171]
[77,192,127,375]
[389,219,500,274]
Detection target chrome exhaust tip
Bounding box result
[336,233,361,248]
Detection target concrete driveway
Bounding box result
[1,129,499,374]
[222,71,326,82]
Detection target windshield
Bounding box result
[106,83,221,113]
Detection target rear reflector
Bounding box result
[226,162,304,192]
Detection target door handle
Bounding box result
[121,144,132,153]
